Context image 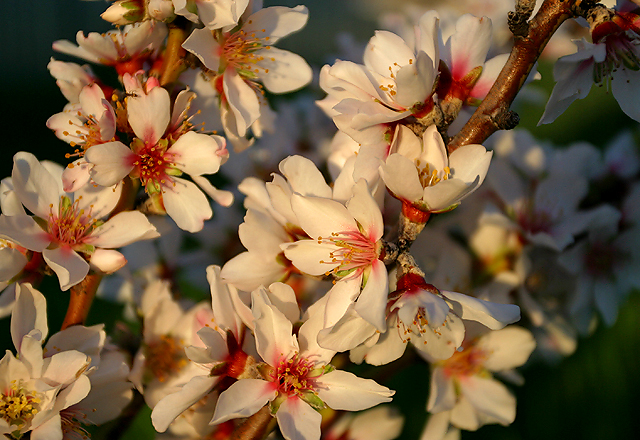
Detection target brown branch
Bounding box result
[229,406,277,440]
[160,24,188,86]
[61,272,103,329]
[447,0,582,152]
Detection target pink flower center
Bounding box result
[272,355,316,397]
[47,196,98,247]
[132,145,176,193]
[584,240,627,278]
[318,230,379,277]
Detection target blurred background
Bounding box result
[1,1,639,439]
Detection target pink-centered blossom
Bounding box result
[84,76,230,232]
[0,153,158,291]
[183,5,312,150]
[209,291,394,440]
[282,180,388,331]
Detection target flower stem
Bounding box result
[61,272,103,329]
[447,0,581,151]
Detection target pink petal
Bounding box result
[0,214,51,252]
[89,248,127,273]
[126,86,170,145]
[169,131,225,176]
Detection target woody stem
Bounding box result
[447,0,583,151]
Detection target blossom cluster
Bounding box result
[2,1,639,440]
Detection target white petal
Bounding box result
[459,376,516,426]
[477,326,535,371]
[12,283,48,352]
[276,397,322,440]
[0,247,27,282]
[316,370,394,411]
[0,214,50,252]
[253,293,298,366]
[86,210,159,248]
[381,154,424,203]
[363,30,415,77]
[279,156,332,199]
[170,131,225,176]
[291,194,357,239]
[223,68,261,137]
[42,247,89,291]
[427,367,456,413]
[127,86,170,145]
[448,145,492,186]
[211,379,277,424]
[151,375,218,432]
[346,180,384,242]
[12,152,61,219]
[162,177,213,232]
[354,260,388,331]
[89,248,126,273]
[257,48,312,94]
[85,141,135,187]
[61,160,92,193]
[441,290,520,330]
[182,27,221,71]
[243,6,309,44]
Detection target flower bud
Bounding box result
[148,0,176,22]
[102,0,145,25]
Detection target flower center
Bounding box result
[272,355,316,397]
[48,196,99,248]
[132,145,177,193]
[415,159,451,188]
[318,230,378,277]
[595,33,640,85]
[1,380,41,430]
[440,344,488,378]
[222,26,272,78]
[144,334,188,382]
[584,240,627,278]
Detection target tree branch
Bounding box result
[447,0,580,152]
[61,272,103,329]
[229,406,277,440]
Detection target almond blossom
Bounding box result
[282,180,388,331]
[52,21,167,77]
[174,0,250,29]
[540,10,640,124]
[182,5,312,150]
[84,77,230,232]
[381,125,492,214]
[0,284,92,440]
[0,153,158,291]
[317,11,439,147]
[209,290,394,440]
[423,326,535,438]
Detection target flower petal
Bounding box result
[276,396,322,440]
[42,247,89,291]
[316,370,394,411]
[210,379,277,424]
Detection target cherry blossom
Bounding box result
[318,11,439,147]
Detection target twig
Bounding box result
[229,406,277,440]
[447,0,580,152]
